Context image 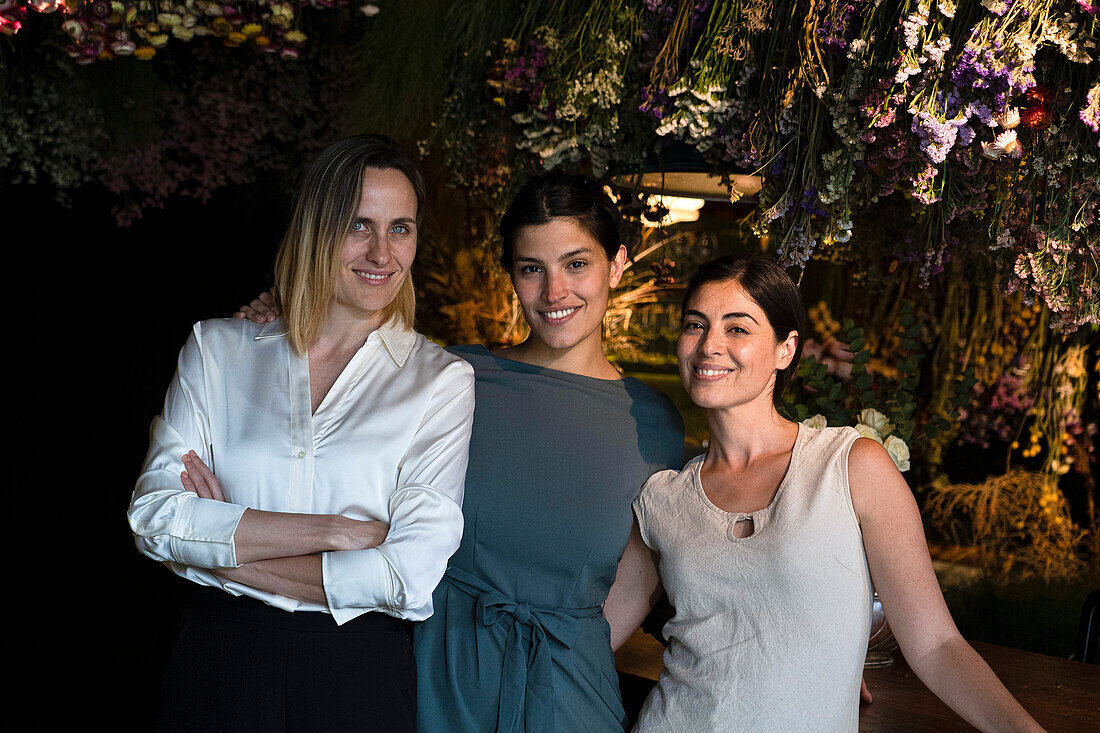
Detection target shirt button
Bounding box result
[297,450,306,459]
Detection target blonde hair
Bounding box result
[273,135,425,354]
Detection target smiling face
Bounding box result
[677,278,798,411]
[332,167,418,325]
[510,218,627,355]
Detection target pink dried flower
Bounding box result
[1080,83,1100,134]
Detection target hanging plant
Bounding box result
[2,1,361,62]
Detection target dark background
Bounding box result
[21,179,285,722]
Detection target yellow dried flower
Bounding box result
[211,17,232,37]
[134,46,156,60]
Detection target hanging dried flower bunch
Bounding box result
[1,0,375,62]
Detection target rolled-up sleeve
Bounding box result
[127,324,246,571]
[322,361,474,623]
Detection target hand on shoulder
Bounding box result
[233,288,280,323]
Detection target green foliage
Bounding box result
[780,302,978,451]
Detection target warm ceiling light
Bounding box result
[616,171,762,202]
[642,195,706,228]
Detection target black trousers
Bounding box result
[156,588,416,732]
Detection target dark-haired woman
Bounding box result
[413,174,684,733]
[628,255,1042,731]
[236,172,684,731]
[129,134,475,731]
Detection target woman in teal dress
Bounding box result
[414,174,683,732]
[237,173,684,731]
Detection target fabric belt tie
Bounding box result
[442,566,603,733]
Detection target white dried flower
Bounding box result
[802,414,828,430]
[996,107,1020,129]
[981,129,1023,159]
[859,408,895,436]
[884,435,911,472]
[995,129,1023,158]
[855,424,883,443]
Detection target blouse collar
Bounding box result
[255,318,417,368]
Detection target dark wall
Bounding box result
[20,181,286,723]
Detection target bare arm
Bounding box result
[231,509,386,565]
[850,438,1044,732]
[216,555,328,605]
[182,452,388,565]
[603,519,664,651]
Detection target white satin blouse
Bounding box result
[128,317,475,624]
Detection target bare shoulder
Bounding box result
[848,435,897,475]
[847,436,914,519]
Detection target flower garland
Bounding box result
[428,0,1098,332]
[2,4,363,221]
[2,0,375,62]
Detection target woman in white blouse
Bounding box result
[127,134,475,732]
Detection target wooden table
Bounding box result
[615,631,1100,731]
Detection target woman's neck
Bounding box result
[312,306,384,356]
[495,334,621,380]
[704,396,797,469]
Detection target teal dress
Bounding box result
[414,346,685,733]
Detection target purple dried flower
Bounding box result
[912,111,958,164]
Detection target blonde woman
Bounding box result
[237,173,687,732]
[128,135,475,732]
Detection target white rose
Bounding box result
[855,424,883,443]
[859,408,895,437]
[883,435,911,472]
[801,414,827,430]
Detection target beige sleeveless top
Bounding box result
[633,424,872,732]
